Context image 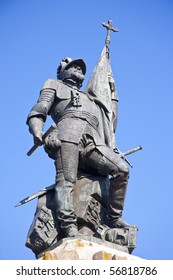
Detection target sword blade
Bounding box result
[15,184,55,207]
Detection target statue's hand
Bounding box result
[33,131,43,146]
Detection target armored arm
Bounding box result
[26,85,56,144]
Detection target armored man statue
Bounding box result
[18,20,141,257]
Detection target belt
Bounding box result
[60,110,99,130]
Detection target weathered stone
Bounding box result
[57,250,79,260]
[93,251,112,260]
[38,237,142,260]
[112,254,127,260]
[43,252,58,260]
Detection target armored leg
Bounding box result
[83,145,132,228]
[107,172,130,228]
[54,141,79,237]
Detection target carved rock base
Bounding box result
[37,236,142,260]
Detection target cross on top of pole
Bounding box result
[102,19,118,57]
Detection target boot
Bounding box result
[54,143,79,238]
[55,179,79,237]
[63,224,78,237]
[107,173,134,228]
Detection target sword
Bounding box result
[15,184,55,207]
[115,145,142,168]
[16,146,142,207]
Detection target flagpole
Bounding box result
[101,19,118,58]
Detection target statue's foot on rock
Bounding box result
[63,225,79,238]
[108,218,137,229]
[104,226,137,251]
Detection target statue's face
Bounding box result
[63,64,85,85]
[67,64,84,80]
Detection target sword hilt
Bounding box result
[123,145,142,157]
[115,145,142,168]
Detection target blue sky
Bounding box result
[0,0,173,260]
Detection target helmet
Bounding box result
[57,57,86,81]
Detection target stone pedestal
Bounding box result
[37,236,142,260]
[25,174,138,259]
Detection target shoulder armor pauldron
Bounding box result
[42,79,79,100]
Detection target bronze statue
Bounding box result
[17,20,141,257]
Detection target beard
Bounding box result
[63,69,84,88]
[70,71,84,83]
